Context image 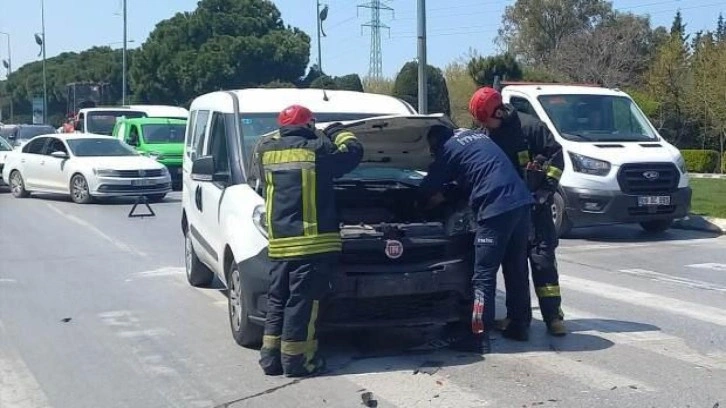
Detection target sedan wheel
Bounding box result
[10,171,30,198]
[70,174,93,204]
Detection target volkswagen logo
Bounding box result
[384,240,404,260]
[139,170,146,177]
[642,170,659,180]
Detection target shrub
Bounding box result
[722,153,726,173]
[444,61,478,127]
[681,149,720,173]
[393,61,451,116]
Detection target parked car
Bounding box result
[2,134,172,203]
[112,117,186,190]
[74,107,147,135]
[0,124,57,150]
[500,83,691,235]
[181,88,472,348]
[0,136,12,186]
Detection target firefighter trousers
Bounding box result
[527,201,563,323]
[259,258,331,377]
[474,205,532,330]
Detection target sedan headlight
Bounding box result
[252,205,268,238]
[676,154,687,174]
[568,152,611,176]
[93,168,121,177]
[160,166,170,176]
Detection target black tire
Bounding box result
[640,219,673,233]
[146,194,166,203]
[70,174,93,204]
[184,228,214,287]
[552,191,572,237]
[227,260,263,349]
[9,171,30,198]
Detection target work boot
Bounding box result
[546,318,567,337]
[259,353,283,376]
[449,332,491,355]
[502,321,530,342]
[284,355,327,378]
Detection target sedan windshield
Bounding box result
[142,124,186,144]
[67,138,139,157]
[87,111,146,135]
[537,94,658,142]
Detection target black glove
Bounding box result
[323,122,345,138]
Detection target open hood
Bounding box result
[319,114,456,171]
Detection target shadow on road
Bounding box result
[27,192,182,206]
[564,224,720,243]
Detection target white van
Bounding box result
[500,83,691,235]
[181,88,474,348]
[74,106,189,135]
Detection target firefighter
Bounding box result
[419,124,534,354]
[470,87,567,336]
[256,105,363,377]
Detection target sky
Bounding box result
[0,0,724,81]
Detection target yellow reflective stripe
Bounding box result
[547,166,563,180]
[262,148,315,165]
[517,150,530,166]
[281,339,318,356]
[536,285,561,298]
[268,242,342,258]
[334,131,357,147]
[301,168,318,236]
[305,300,320,371]
[262,335,281,350]
[265,171,274,239]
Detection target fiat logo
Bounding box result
[643,170,659,180]
[384,240,404,259]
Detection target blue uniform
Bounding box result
[420,128,533,349]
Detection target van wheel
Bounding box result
[184,228,214,287]
[553,192,572,237]
[640,219,672,233]
[228,260,263,349]
[9,171,30,198]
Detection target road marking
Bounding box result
[559,237,722,254]
[0,278,17,283]
[618,268,726,292]
[687,263,726,272]
[125,267,185,282]
[560,275,726,327]
[45,203,148,258]
[0,321,52,408]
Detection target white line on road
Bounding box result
[0,279,17,283]
[618,268,726,292]
[686,263,726,272]
[45,203,148,258]
[560,275,726,327]
[0,321,52,408]
[125,267,185,282]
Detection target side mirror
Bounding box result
[50,151,69,159]
[191,156,215,181]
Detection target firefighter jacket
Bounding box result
[488,104,565,191]
[255,125,363,260]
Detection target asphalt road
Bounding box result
[1,190,725,408]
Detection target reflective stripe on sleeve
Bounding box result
[536,284,561,298]
[546,166,563,180]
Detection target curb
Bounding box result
[672,215,726,234]
[689,173,726,179]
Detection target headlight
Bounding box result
[676,154,687,174]
[252,205,268,239]
[568,152,611,176]
[94,168,120,177]
[160,166,170,176]
[445,208,475,236]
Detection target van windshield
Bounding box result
[537,94,658,142]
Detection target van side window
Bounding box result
[207,113,230,174]
[190,110,210,160]
[185,111,197,155]
[510,96,539,118]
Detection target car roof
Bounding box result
[189,88,415,115]
[123,105,189,117]
[78,107,146,114]
[117,117,186,125]
[503,84,629,97]
[26,133,115,142]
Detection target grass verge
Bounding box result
[689,178,726,218]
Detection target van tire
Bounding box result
[553,191,572,237]
[640,219,672,233]
[227,260,263,349]
[185,228,214,287]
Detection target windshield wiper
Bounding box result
[561,132,592,141]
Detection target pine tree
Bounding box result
[670,10,688,44]
[717,13,725,43]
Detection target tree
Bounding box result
[130,0,310,105]
[362,77,394,95]
[466,53,522,87]
[670,10,688,44]
[444,61,478,126]
[717,13,725,43]
[309,75,337,90]
[309,74,364,92]
[392,61,451,116]
[498,0,613,65]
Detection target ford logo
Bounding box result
[643,170,659,180]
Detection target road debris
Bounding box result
[60,317,72,323]
[361,391,378,407]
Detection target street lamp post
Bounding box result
[417,0,428,114]
[122,0,127,105]
[34,0,47,124]
[0,31,13,122]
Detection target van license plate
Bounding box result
[638,196,670,206]
[132,179,153,187]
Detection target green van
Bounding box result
[112,117,186,189]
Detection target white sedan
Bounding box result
[2,134,172,204]
[0,136,12,185]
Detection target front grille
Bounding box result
[617,163,679,194]
[628,205,676,216]
[341,245,448,265]
[116,169,164,178]
[98,183,170,192]
[322,292,460,323]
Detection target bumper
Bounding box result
[240,251,473,330]
[92,175,172,197]
[561,185,692,226]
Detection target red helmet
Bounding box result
[278,104,314,126]
[468,87,503,123]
